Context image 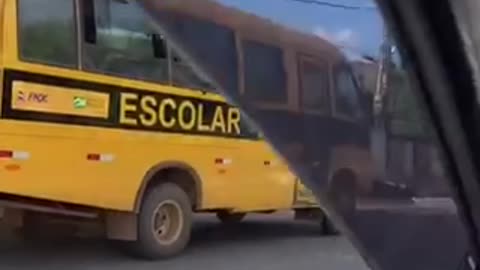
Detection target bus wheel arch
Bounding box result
[113,162,202,259]
[134,161,203,213]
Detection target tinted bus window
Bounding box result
[152,13,238,94]
[243,40,287,104]
[18,0,78,68]
[299,57,329,112]
[82,0,169,83]
[334,66,362,118]
[171,51,217,92]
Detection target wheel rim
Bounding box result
[151,200,184,245]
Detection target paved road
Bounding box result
[353,200,469,270]
[0,201,470,270]
[0,213,368,270]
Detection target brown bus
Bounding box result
[142,0,378,218]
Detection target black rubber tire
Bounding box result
[128,183,193,260]
[216,212,246,224]
[323,173,357,235]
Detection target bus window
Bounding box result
[171,50,217,93]
[242,40,287,104]
[298,57,330,113]
[18,0,78,68]
[334,65,363,119]
[148,13,239,94]
[82,0,169,83]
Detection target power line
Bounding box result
[286,0,376,10]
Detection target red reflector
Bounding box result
[87,153,101,161]
[0,151,13,159]
[5,164,20,171]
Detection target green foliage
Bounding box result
[387,68,434,139]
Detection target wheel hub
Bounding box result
[151,200,184,245]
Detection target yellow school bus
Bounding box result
[0,0,376,259]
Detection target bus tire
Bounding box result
[130,182,192,260]
[216,211,246,224]
[323,170,357,235]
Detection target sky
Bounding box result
[215,0,384,59]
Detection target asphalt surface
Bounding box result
[353,199,469,270]
[0,213,369,270]
[0,200,470,270]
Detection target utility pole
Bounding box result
[371,27,394,180]
[373,28,393,126]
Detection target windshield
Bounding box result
[0,0,473,270]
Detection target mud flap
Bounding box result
[105,211,138,241]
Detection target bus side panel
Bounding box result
[0,122,244,211]
[329,144,377,195]
[239,143,297,211]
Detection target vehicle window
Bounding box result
[243,40,287,104]
[18,0,77,67]
[299,58,329,112]
[151,13,239,94]
[171,50,217,92]
[8,1,476,270]
[82,0,169,83]
[334,66,362,118]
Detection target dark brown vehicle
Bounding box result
[144,0,379,221]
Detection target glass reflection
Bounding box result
[140,0,470,269]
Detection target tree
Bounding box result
[387,67,434,139]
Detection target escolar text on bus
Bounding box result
[119,92,242,136]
